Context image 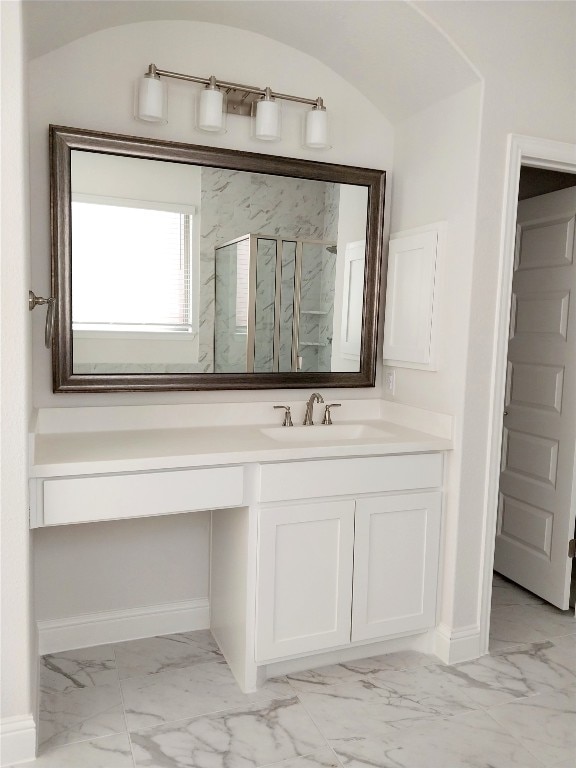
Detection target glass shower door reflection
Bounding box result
[215,234,337,375]
[278,241,297,372]
[214,237,250,373]
[253,238,278,373]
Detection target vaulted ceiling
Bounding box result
[22,0,480,122]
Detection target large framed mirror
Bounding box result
[50,125,386,392]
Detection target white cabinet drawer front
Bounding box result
[42,466,244,525]
[351,492,441,642]
[260,453,442,502]
[256,500,355,662]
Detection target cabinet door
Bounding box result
[383,228,439,369]
[256,500,354,662]
[352,492,441,642]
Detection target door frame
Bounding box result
[479,134,576,654]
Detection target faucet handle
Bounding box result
[273,405,293,427]
[322,403,341,425]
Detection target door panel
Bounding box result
[507,361,564,413]
[517,216,574,269]
[512,290,569,339]
[498,495,553,558]
[495,187,576,609]
[502,428,558,486]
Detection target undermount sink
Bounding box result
[261,424,393,443]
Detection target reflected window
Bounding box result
[72,196,194,334]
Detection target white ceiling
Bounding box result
[22,0,480,122]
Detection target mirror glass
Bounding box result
[70,151,367,376]
[51,126,385,392]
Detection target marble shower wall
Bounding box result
[323,181,340,242]
[200,169,339,372]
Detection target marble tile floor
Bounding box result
[13,576,575,767]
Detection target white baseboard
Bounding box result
[0,715,37,767]
[434,622,482,664]
[38,598,210,654]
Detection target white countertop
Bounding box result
[30,420,452,477]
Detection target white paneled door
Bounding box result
[495,187,576,609]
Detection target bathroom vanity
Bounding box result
[29,402,451,692]
[30,126,455,692]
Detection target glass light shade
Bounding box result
[198,87,225,132]
[254,98,281,141]
[304,107,330,149]
[137,75,167,123]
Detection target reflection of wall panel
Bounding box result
[507,362,564,412]
[501,427,559,487]
[518,216,575,269]
[510,291,570,340]
[497,494,553,558]
[341,241,365,360]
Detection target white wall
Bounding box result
[28,21,393,627]
[388,83,482,415]
[34,513,211,619]
[387,82,483,639]
[29,19,393,408]
[9,2,573,757]
[24,0,575,670]
[0,1,35,762]
[417,0,576,639]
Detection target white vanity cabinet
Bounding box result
[255,454,443,663]
[30,412,450,691]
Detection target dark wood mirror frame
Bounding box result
[50,124,386,393]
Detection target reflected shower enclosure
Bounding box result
[214,235,337,373]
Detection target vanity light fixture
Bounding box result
[136,63,329,149]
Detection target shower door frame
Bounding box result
[215,234,337,374]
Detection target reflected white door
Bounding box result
[495,187,576,609]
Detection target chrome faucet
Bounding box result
[303,392,324,425]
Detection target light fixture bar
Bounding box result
[145,64,324,109]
